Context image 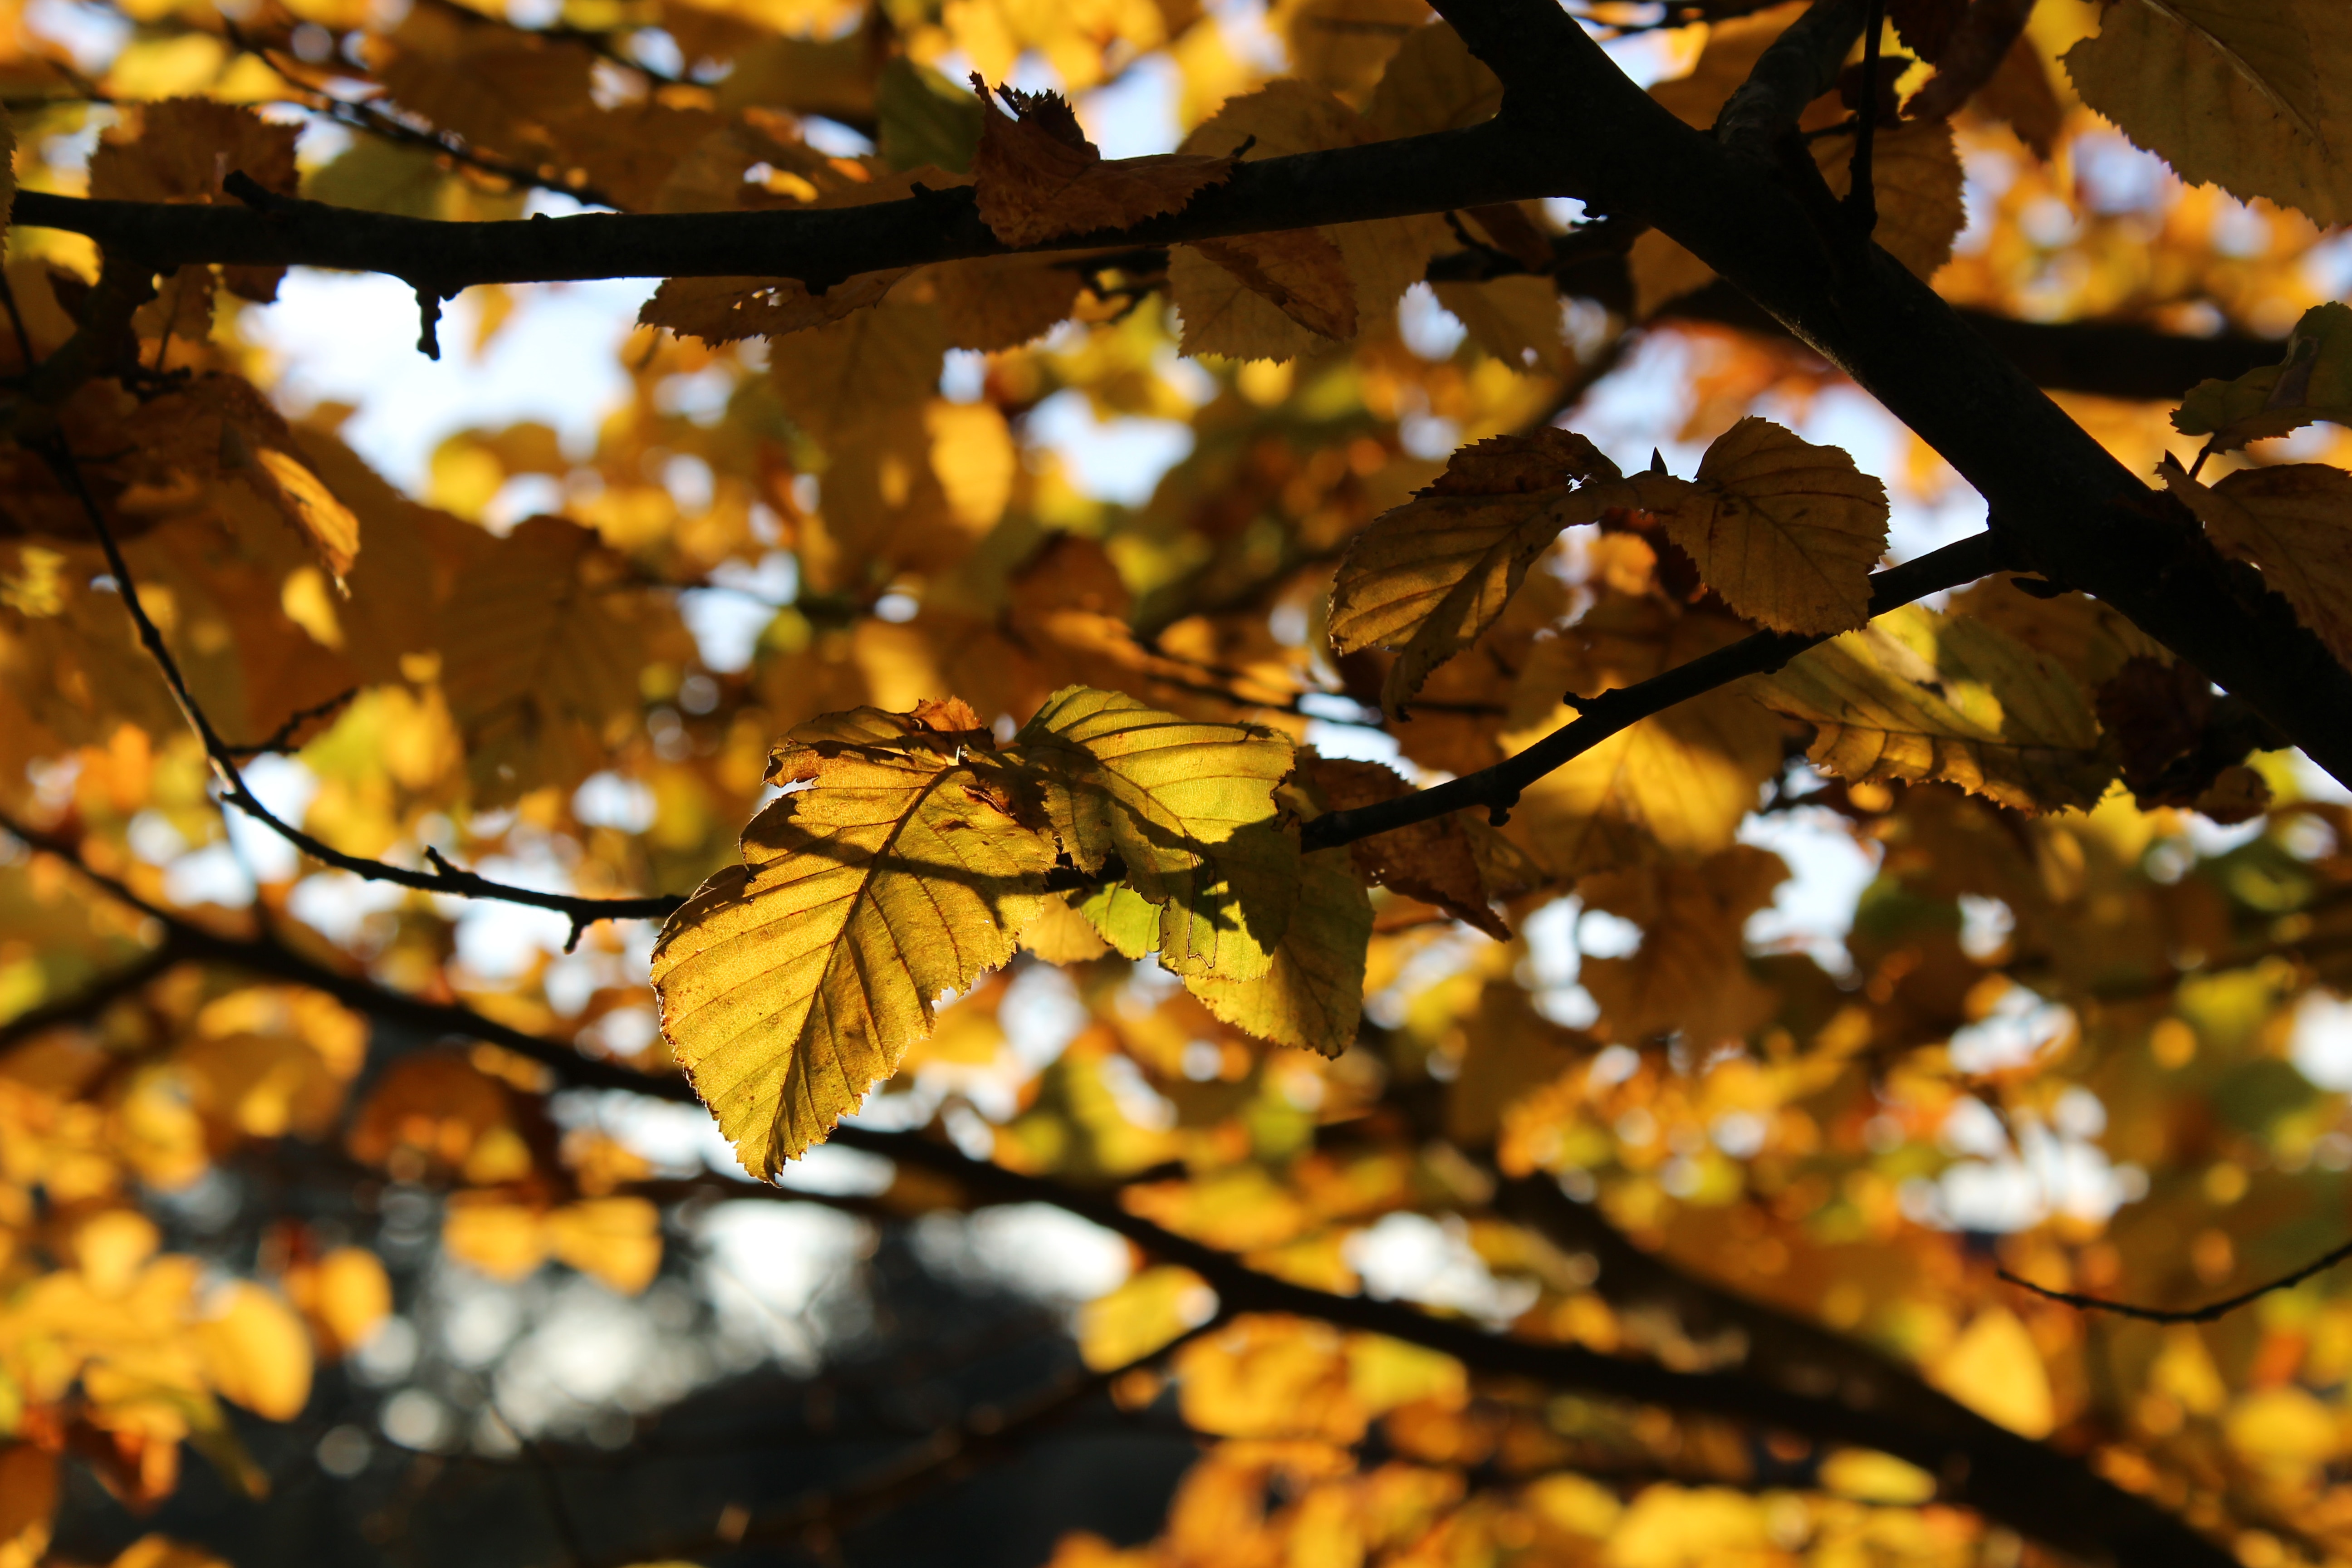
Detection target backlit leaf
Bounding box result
[1305,754,1507,939]
[194,1282,313,1421]
[2064,0,2352,229]
[2161,455,2352,668]
[1328,428,1623,715]
[652,699,1058,1173]
[1750,604,2115,812]
[638,268,911,346]
[1634,416,1890,636]
[1191,230,1359,341]
[2172,301,2352,452]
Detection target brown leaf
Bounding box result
[1970,32,2063,160]
[638,268,911,345]
[88,100,299,304]
[1888,0,1969,64]
[970,77,1235,246]
[2161,456,2352,669]
[1306,754,1508,939]
[930,254,1085,350]
[1190,230,1358,340]
[1902,0,2031,122]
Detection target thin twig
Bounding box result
[35,434,681,934]
[1999,1241,2352,1325]
[1847,0,1884,231]
[223,688,359,759]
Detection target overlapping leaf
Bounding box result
[1328,429,1623,715]
[652,699,1058,1175]
[2064,0,2352,229]
[970,78,1235,246]
[2173,303,2352,452]
[1013,686,1298,980]
[2161,455,2352,668]
[1749,605,2115,812]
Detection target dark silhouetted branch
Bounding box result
[1998,1244,2352,1326]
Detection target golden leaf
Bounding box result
[2064,0,2352,229]
[195,1281,314,1421]
[1647,5,1803,129]
[1184,847,1371,1056]
[1080,1264,1215,1370]
[1750,604,2115,812]
[930,253,1086,350]
[1365,19,1500,137]
[1170,81,1446,360]
[1633,416,1890,636]
[1927,1308,2054,1437]
[1189,230,1360,340]
[2161,456,2352,668]
[1328,428,1623,715]
[768,297,952,445]
[1305,754,1507,939]
[546,1197,662,1295]
[1013,685,1298,980]
[1431,275,1572,376]
[2172,301,2352,452]
[970,77,1235,246]
[1579,846,1786,1047]
[1274,0,1433,98]
[1502,599,1783,878]
[652,700,1058,1174]
[0,1445,56,1568]
[638,268,911,346]
[436,516,659,805]
[306,1247,392,1356]
[1808,119,1967,282]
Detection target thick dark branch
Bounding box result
[1712,0,1866,153]
[9,121,1538,289]
[1998,1244,2352,1326]
[1304,531,2003,853]
[0,941,185,1050]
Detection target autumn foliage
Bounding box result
[7,0,2352,1565]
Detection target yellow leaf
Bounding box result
[2225,1386,2342,1472]
[1020,890,1113,962]
[1635,416,1889,636]
[653,699,1058,1174]
[444,1195,549,1281]
[1175,1318,1366,1441]
[1328,428,1623,715]
[926,400,1018,533]
[2173,301,2352,451]
[74,1209,162,1297]
[436,516,660,805]
[1927,1307,2054,1437]
[1501,600,1782,878]
[970,78,1234,245]
[2063,0,2352,228]
[929,253,1085,350]
[1817,1448,1937,1504]
[768,297,952,445]
[1603,1485,1770,1568]
[1188,230,1359,341]
[1365,19,1500,137]
[248,447,362,584]
[637,268,911,346]
[1647,6,1803,129]
[547,1197,663,1295]
[1183,847,1371,1056]
[309,1247,392,1356]
[1079,1264,1217,1369]
[1627,228,1721,318]
[1578,846,1787,1047]
[1749,604,2114,813]
[1809,119,1967,282]
[1014,686,1297,980]
[1274,0,1431,99]
[2161,457,2352,668]
[1170,81,1446,360]
[196,1281,314,1421]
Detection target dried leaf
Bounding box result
[638,268,911,345]
[652,700,1058,1174]
[1328,428,1623,715]
[970,77,1235,246]
[1306,754,1508,939]
[2161,455,2352,668]
[2065,0,2352,229]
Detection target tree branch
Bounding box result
[1303,530,2004,853]
[1998,1243,2352,1326]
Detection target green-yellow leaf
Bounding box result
[1634,416,1890,636]
[1749,604,2115,812]
[2063,0,2352,230]
[651,698,1058,1176]
[1014,686,1297,980]
[2161,455,2352,668]
[1184,848,1372,1057]
[1328,428,1624,715]
[2172,302,2352,452]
